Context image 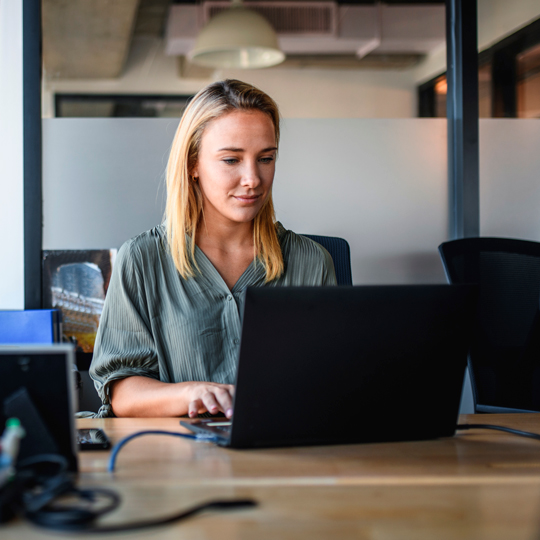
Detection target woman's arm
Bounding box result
[110,376,234,418]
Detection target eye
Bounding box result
[223,158,239,165]
[259,156,275,164]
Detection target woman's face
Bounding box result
[192,109,277,229]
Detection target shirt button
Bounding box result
[234,338,239,344]
[227,295,233,301]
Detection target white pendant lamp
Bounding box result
[189,0,285,69]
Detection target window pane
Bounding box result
[478,62,492,118]
[434,75,447,117]
[517,43,540,118]
[428,61,492,118]
[56,96,191,118]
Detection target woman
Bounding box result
[90,79,336,418]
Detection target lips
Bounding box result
[233,194,261,203]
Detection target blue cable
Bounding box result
[108,430,218,473]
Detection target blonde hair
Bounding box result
[165,79,283,282]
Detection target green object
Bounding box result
[5,418,20,429]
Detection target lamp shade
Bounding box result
[189,5,285,69]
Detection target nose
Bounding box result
[240,159,261,188]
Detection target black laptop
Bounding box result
[181,284,477,448]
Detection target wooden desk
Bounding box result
[4,414,540,539]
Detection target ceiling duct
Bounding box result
[203,1,338,36]
[166,3,445,60]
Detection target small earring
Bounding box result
[192,176,198,182]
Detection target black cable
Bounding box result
[25,488,121,529]
[26,498,257,533]
[12,453,256,533]
[457,423,540,441]
[17,453,69,482]
[17,454,68,472]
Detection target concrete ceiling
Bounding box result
[43,0,150,79]
[133,0,173,36]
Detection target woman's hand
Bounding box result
[183,382,235,418]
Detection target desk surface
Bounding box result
[4,414,540,539]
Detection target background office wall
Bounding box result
[216,67,418,119]
[0,0,25,310]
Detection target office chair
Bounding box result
[301,234,353,286]
[439,237,540,413]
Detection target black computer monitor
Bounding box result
[0,344,78,472]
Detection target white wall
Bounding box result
[414,0,540,85]
[478,0,540,50]
[275,119,448,283]
[0,0,25,309]
[42,119,171,250]
[218,67,417,118]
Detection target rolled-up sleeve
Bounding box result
[90,241,159,417]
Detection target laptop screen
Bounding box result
[228,284,476,448]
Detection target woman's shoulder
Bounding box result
[116,224,168,267]
[277,222,330,262]
[276,223,337,285]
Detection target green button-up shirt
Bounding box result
[90,223,336,417]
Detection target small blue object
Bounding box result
[108,430,218,473]
[0,309,62,344]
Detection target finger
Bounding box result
[201,392,221,415]
[188,399,203,418]
[214,388,234,418]
[227,385,235,397]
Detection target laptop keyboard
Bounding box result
[180,418,232,440]
[205,421,232,435]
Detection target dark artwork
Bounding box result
[42,250,116,365]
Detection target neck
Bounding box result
[196,216,254,252]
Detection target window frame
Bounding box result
[418,17,540,118]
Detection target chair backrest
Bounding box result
[439,237,540,413]
[301,234,353,286]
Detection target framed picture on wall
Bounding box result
[42,249,116,369]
